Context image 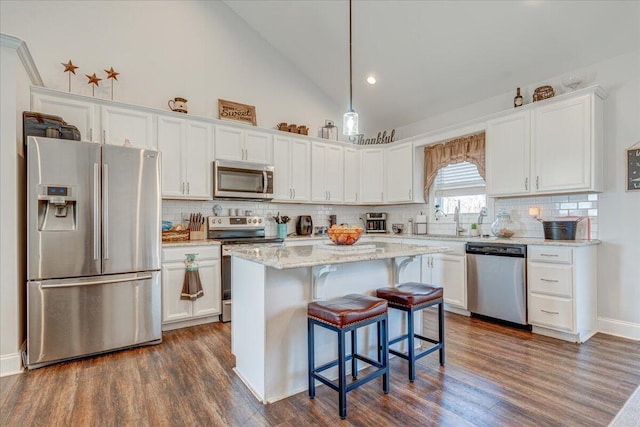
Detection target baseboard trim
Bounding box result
[0,352,24,377]
[597,317,640,341]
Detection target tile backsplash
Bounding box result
[163,192,598,239]
[162,200,367,237]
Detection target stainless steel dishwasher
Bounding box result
[466,242,528,327]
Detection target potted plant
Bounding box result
[470,223,480,237]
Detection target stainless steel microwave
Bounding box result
[213,160,274,200]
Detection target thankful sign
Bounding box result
[348,129,396,145]
[218,99,257,126]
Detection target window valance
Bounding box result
[423,131,486,195]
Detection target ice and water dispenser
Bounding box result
[37,185,77,231]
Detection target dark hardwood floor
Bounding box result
[2,312,639,426]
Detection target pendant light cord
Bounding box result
[349,0,353,112]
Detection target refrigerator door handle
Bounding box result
[40,274,153,289]
[103,163,109,260]
[93,163,101,260]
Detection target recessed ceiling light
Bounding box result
[366,75,376,85]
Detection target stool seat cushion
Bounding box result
[308,294,388,328]
[376,283,443,307]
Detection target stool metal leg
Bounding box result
[407,307,416,382]
[351,329,357,379]
[338,328,347,419]
[308,319,315,398]
[381,316,390,393]
[439,301,445,366]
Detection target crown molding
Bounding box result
[1,33,44,86]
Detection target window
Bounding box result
[433,161,486,214]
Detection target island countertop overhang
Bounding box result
[225,242,452,270]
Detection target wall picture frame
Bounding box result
[218,99,257,126]
[626,142,640,192]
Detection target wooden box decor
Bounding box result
[218,99,257,126]
[533,85,555,102]
[276,122,309,135]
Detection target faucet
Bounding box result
[454,201,465,237]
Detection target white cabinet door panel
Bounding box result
[162,262,193,323]
[101,105,155,149]
[214,125,243,161]
[185,121,213,199]
[157,116,186,198]
[344,147,360,203]
[245,130,271,164]
[192,259,221,317]
[486,111,531,196]
[361,149,385,203]
[273,136,293,200]
[533,95,591,193]
[31,93,99,142]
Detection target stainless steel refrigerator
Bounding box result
[25,136,162,369]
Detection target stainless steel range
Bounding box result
[208,216,283,322]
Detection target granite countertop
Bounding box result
[283,233,601,247]
[162,240,221,247]
[163,234,600,248]
[226,241,451,270]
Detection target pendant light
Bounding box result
[343,0,358,136]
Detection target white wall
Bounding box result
[0,35,31,376]
[0,1,342,136]
[397,50,640,338]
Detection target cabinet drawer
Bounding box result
[163,245,220,262]
[528,294,574,331]
[528,246,572,264]
[528,263,573,297]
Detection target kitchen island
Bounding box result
[228,241,450,404]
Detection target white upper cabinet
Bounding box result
[486,88,604,197]
[344,147,360,203]
[158,116,212,200]
[157,116,186,198]
[486,111,531,196]
[311,142,344,203]
[385,142,413,202]
[361,148,385,203]
[532,94,601,194]
[31,91,99,142]
[214,124,272,164]
[101,105,155,149]
[185,121,213,199]
[273,135,310,202]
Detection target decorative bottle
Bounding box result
[514,88,523,108]
[491,210,515,238]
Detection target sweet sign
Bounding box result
[218,99,257,126]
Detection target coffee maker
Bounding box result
[296,215,313,236]
[364,213,387,233]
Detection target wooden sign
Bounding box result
[626,142,640,191]
[218,99,256,126]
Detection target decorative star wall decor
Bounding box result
[86,73,101,96]
[104,67,119,100]
[61,60,79,92]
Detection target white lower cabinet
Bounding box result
[527,245,597,342]
[161,245,221,330]
[415,240,467,310]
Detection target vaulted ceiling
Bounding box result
[224,0,640,131]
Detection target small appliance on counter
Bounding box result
[364,213,387,233]
[414,214,428,235]
[296,215,313,236]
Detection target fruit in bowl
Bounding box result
[327,225,363,245]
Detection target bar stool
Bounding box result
[308,294,390,419]
[376,283,444,382]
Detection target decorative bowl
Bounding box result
[327,225,363,245]
[392,223,404,234]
